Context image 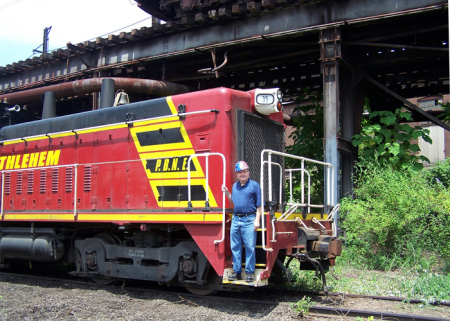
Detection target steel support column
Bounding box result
[320,28,341,211]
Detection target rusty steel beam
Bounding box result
[0,78,190,105]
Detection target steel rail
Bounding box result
[0,270,448,321]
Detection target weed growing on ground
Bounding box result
[290,296,313,318]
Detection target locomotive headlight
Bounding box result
[254,88,283,115]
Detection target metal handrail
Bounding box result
[186,152,227,244]
[260,149,335,251]
[260,160,283,251]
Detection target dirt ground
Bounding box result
[0,274,449,321]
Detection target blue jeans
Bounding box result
[230,214,256,274]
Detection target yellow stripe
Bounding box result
[2,213,223,222]
[274,212,326,220]
[3,124,129,145]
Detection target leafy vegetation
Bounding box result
[290,296,313,318]
[427,157,450,188]
[285,89,324,206]
[437,102,450,125]
[340,165,450,271]
[284,97,449,307]
[351,109,432,172]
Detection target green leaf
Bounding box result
[399,124,413,133]
[380,115,396,126]
[409,144,420,153]
[369,111,379,119]
[388,143,401,156]
[399,112,413,121]
[423,135,433,144]
[373,135,383,144]
[412,131,422,139]
[380,128,391,139]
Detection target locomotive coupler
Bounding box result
[293,252,328,293]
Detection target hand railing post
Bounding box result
[74,164,78,220]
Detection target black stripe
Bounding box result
[157,185,206,202]
[137,128,184,147]
[0,97,172,140]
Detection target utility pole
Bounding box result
[33,26,52,54]
[42,26,51,54]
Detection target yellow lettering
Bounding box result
[45,150,61,166]
[29,153,39,168]
[182,157,188,171]
[163,159,170,171]
[155,159,161,172]
[21,154,29,168]
[5,156,15,170]
[38,151,47,167]
[14,155,21,169]
[171,158,178,171]
[0,156,6,170]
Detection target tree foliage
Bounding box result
[351,109,432,172]
[285,89,324,206]
[437,102,450,125]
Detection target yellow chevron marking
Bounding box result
[131,96,218,209]
[129,120,192,153]
[150,177,218,208]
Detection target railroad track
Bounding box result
[0,268,448,321]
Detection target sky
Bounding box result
[0,0,153,67]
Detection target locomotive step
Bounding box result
[222,268,269,287]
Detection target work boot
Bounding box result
[228,272,241,281]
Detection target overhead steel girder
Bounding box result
[0,0,447,92]
[362,74,450,131]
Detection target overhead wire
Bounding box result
[0,0,25,10]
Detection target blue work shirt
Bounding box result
[231,179,262,215]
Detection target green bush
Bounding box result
[428,158,450,188]
[340,165,450,271]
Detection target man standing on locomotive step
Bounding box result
[222,161,262,283]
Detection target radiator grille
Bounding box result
[27,170,34,193]
[40,170,46,193]
[52,168,59,193]
[237,110,285,204]
[84,165,91,192]
[65,167,73,192]
[4,172,11,195]
[16,171,23,194]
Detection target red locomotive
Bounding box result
[0,86,341,294]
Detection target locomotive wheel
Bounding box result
[90,233,120,285]
[184,268,221,295]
